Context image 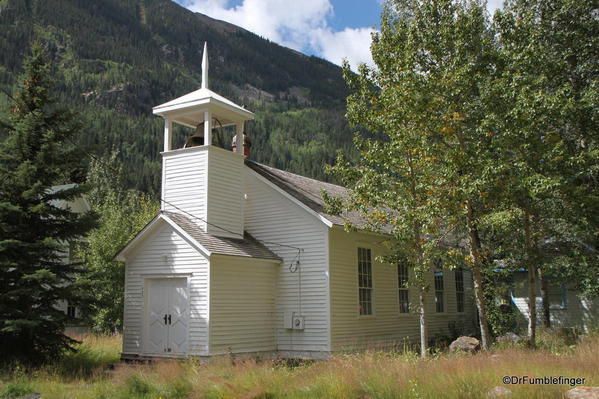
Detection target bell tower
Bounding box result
[153,43,253,239]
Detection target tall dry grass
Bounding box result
[1,331,598,398]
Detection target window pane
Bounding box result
[398,264,410,313]
[435,270,444,313]
[455,269,464,291]
[358,248,373,315]
[435,291,444,313]
[399,289,409,313]
[359,288,372,315]
[398,264,408,287]
[434,271,444,291]
[457,292,464,313]
[364,289,371,304]
[455,269,464,312]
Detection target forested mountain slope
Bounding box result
[0,0,355,192]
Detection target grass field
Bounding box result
[1,330,597,399]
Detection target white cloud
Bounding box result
[182,0,501,70]
[311,27,375,69]
[183,0,375,70]
[486,0,504,14]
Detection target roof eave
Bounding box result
[212,253,282,264]
[114,214,212,262]
[153,97,254,119]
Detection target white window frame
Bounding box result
[398,263,410,313]
[434,268,444,313]
[357,246,374,316]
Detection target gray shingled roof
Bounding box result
[246,160,369,229]
[164,212,281,261]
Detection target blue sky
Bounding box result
[327,0,382,31]
[179,0,383,30]
[175,0,503,69]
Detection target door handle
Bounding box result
[164,314,168,325]
[168,314,172,325]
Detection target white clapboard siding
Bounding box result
[122,221,210,356]
[243,168,330,354]
[209,255,277,354]
[162,147,208,230]
[511,273,599,331]
[163,146,244,239]
[206,147,244,238]
[424,266,477,341]
[329,228,477,350]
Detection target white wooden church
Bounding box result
[116,44,477,360]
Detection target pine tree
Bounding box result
[0,43,96,363]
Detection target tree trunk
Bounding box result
[407,155,428,358]
[539,269,551,328]
[523,211,537,347]
[466,200,492,350]
[419,289,428,358]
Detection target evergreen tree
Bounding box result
[0,0,356,192]
[0,43,96,363]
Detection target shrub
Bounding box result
[125,374,156,396]
[0,381,34,399]
[53,334,121,378]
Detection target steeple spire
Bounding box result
[201,42,209,89]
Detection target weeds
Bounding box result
[0,380,34,399]
[0,332,597,398]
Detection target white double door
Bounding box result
[145,278,189,355]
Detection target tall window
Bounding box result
[434,269,444,313]
[398,264,410,313]
[455,268,464,313]
[358,247,373,315]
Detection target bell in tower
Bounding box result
[184,123,205,148]
[184,119,229,149]
[152,42,254,239]
[153,42,253,153]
